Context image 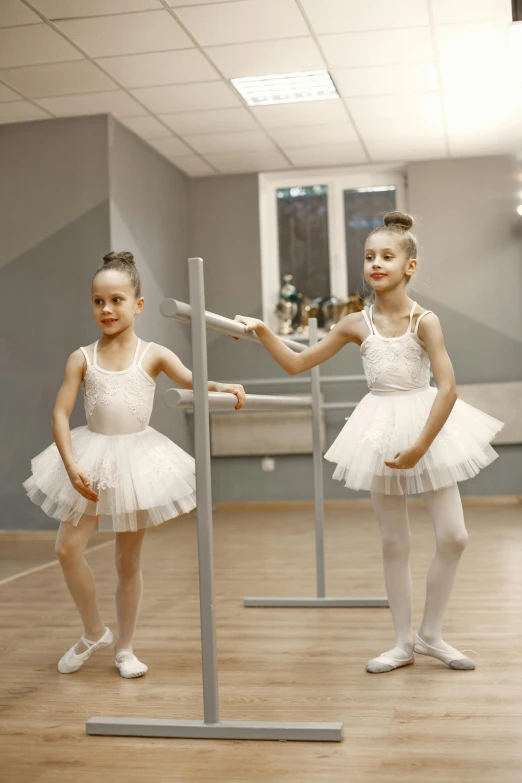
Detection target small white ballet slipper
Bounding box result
[58,626,114,673]
[115,649,148,678]
[366,646,415,673]
[414,634,478,670]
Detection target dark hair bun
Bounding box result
[103,251,135,265]
[383,211,413,231]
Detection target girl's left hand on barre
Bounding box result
[384,444,424,470]
[231,315,265,340]
[217,383,246,410]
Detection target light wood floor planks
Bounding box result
[1,497,521,783]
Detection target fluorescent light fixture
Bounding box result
[231,70,339,107]
[517,205,522,216]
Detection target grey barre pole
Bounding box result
[86,257,343,740]
[309,319,326,599]
[164,388,313,411]
[160,297,307,353]
[189,257,220,725]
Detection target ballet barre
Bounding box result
[159,297,307,352]
[161,281,388,611]
[164,388,313,411]
[86,257,343,743]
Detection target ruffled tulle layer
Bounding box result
[23,425,197,532]
[324,386,504,495]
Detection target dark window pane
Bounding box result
[277,185,330,299]
[344,186,396,296]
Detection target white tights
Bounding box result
[370,483,469,654]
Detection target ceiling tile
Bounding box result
[443,89,522,135]
[98,49,219,88]
[31,0,162,16]
[0,82,22,101]
[448,132,520,157]
[207,37,325,79]
[431,0,511,25]
[269,122,358,147]
[252,98,349,128]
[333,63,438,98]
[131,81,241,113]
[118,114,172,139]
[435,21,509,64]
[160,107,257,134]
[0,0,43,27]
[169,155,216,177]
[174,0,309,46]
[1,61,117,97]
[56,10,192,58]
[203,149,291,173]
[356,116,446,140]
[0,100,51,123]
[169,0,250,5]
[366,138,448,162]
[38,90,146,117]
[0,25,84,68]
[347,92,442,123]
[438,54,513,93]
[147,136,193,156]
[284,142,368,166]
[319,28,434,69]
[301,0,430,34]
[184,129,274,154]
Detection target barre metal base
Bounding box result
[244,596,389,608]
[86,717,343,741]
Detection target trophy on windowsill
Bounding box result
[275,274,299,335]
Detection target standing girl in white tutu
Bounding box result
[234,211,504,674]
[23,251,245,678]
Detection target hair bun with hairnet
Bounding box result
[383,211,414,231]
[103,251,135,266]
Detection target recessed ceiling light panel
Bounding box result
[231,70,339,107]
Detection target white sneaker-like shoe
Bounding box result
[413,634,477,670]
[58,626,114,673]
[115,649,148,678]
[366,646,415,673]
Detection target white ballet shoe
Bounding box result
[366,646,415,673]
[413,634,478,670]
[58,626,114,673]
[115,649,148,678]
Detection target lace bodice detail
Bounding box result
[79,338,156,435]
[360,302,432,393]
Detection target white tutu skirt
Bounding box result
[324,386,504,496]
[23,425,197,532]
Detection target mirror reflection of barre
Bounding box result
[86,257,344,744]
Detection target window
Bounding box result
[259,166,406,336]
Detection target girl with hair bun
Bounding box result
[23,250,245,679]
[234,211,504,675]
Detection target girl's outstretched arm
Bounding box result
[233,313,360,374]
[156,345,246,410]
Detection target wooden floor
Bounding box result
[1,497,522,783]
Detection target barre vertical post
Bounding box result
[189,257,219,725]
[310,318,326,600]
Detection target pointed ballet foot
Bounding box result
[413,634,476,670]
[366,646,415,673]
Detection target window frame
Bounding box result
[258,164,407,333]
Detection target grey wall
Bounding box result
[1,115,111,530]
[188,159,522,501]
[107,117,192,454]
[2,115,192,530]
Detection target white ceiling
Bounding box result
[0,0,520,177]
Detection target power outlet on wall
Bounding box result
[261,456,275,472]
